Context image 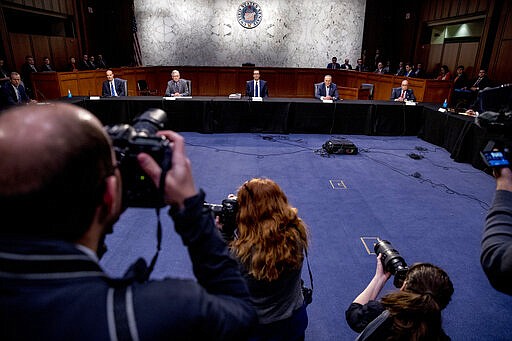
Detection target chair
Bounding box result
[360,83,374,100]
[120,79,128,96]
[183,79,192,96]
[314,82,323,98]
[137,79,158,96]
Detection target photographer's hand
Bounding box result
[353,254,391,305]
[495,167,512,192]
[137,130,197,209]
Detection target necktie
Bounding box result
[14,86,20,102]
[255,81,259,97]
[401,90,405,98]
[111,82,115,96]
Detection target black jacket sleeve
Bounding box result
[345,301,385,332]
[481,190,512,295]
[169,190,257,339]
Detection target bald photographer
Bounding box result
[0,103,256,340]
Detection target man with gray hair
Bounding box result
[165,70,190,97]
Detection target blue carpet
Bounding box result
[101,133,512,340]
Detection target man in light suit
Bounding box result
[101,70,126,97]
[245,70,268,97]
[315,75,339,100]
[390,79,416,102]
[1,72,35,109]
[165,70,190,97]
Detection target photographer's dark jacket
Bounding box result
[244,267,304,324]
[0,191,256,341]
[346,301,450,340]
[481,189,512,295]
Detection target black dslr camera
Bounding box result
[204,197,238,238]
[105,108,172,208]
[374,239,409,288]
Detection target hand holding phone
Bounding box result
[481,150,510,168]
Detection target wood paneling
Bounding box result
[487,0,512,84]
[32,66,453,104]
[31,35,51,65]
[458,42,478,76]
[441,43,459,73]
[490,40,512,84]
[9,33,32,71]
[64,38,79,63]
[428,44,443,75]
[49,36,68,71]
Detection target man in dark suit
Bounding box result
[1,72,35,109]
[20,55,38,97]
[77,54,93,71]
[101,70,126,97]
[467,69,491,93]
[327,57,341,70]
[412,63,425,78]
[39,57,54,72]
[315,75,339,100]
[354,58,367,72]
[164,70,190,97]
[390,79,416,102]
[340,59,352,70]
[404,63,414,77]
[245,69,268,97]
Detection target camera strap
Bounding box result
[304,248,314,291]
[141,148,173,280]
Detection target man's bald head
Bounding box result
[0,103,108,194]
[0,103,115,240]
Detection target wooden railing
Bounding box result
[31,66,452,103]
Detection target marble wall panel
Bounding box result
[134,0,366,68]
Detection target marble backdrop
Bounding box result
[134,0,366,68]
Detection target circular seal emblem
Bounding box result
[237,2,262,29]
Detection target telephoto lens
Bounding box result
[374,239,409,288]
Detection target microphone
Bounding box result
[35,89,47,103]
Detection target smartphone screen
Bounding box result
[481,151,510,167]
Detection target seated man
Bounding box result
[390,80,416,102]
[412,63,425,78]
[245,69,268,97]
[0,72,36,109]
[451,65,470,108]
[340,59,352,70]
[165,70,190,97]
[0,103,256,340]
[404,63,414,77]
[459,69,492,110]
[101,70,126,97]
[39,57,54,72]
[327,57,340,70]
[374,62,386,74]
[315,75,339,100]
[354,58,367,72]
[453,65,467,90]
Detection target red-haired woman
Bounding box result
[223,178,310,341]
